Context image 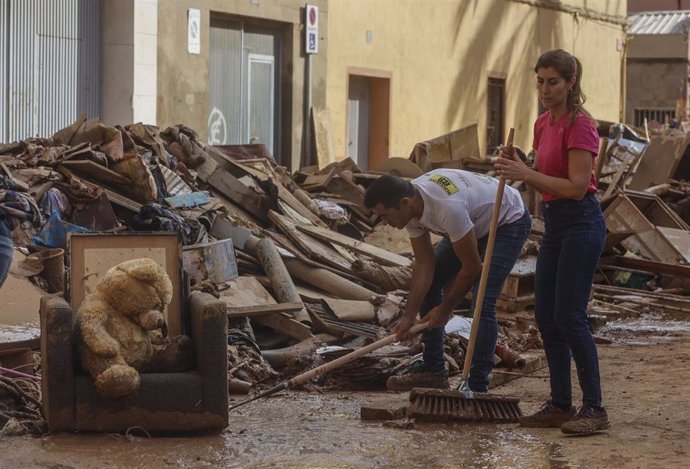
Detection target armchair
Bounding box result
[40,291,228,433]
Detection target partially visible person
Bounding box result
[496,49,609,435]
[0,213,13,287]
[363,169,530,392]
[0,184,42,287]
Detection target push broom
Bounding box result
[408,128,523,423]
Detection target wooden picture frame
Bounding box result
[67,232,183,336]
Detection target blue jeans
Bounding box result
[0,219,14,287]
[536,194,605,407]
[420,210,531,392]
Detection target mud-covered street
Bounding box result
[2,325,688,469]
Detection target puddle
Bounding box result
[600,312,690,345]
[12,393,572,469]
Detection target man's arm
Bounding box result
[419,229,483,328]
[392,232,435,339]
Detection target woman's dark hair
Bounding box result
[535,49,593,124]
[363,175,414,209]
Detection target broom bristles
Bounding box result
[409,388,522,423]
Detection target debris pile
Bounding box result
[4,116,689,407]
[0,117,539,402]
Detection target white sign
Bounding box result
[188,9,201,55]
[305,4,318,54]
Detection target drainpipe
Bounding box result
[305,52,313,165]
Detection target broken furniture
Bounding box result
[40,233,228,433]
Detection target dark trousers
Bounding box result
[536,194,605,407]
[420,210,531,392]
[0,220,13,288]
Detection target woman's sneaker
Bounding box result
[519,400,576,428]
[561,405,610,434]
[386,361,449,391]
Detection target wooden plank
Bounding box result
[225,301,305,318]
[269,210,353,272]
[600,256,690,279]
[658,227,690,263]
[220,276,313,340]
[264,231,372,288]
[254,315,313,340]
[322,298,376,322]
[235,161,325,226]
[603,193,684,264]
[103,188,142,213]
[60,159,132,186]
[593,283,690,309]
[303,169,336,191]
[207,168,268,222]
[628,132,688,191]
[297,223,412,268]
[220,276,277,306]
[312,107,336,168]
[488,351,548,389]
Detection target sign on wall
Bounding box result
[188,8,201,54]
[305,4,318,54]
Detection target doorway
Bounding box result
[347,72,390,171]
[208,18,281,161]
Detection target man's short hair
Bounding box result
[363,175,414,209]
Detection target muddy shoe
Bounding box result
[519,400,576,428]
[386,362,449,391]
[561,405,610,435]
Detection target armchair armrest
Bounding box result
[40,295,76,430]
[189,291,228,418]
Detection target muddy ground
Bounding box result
[1,315,688,469]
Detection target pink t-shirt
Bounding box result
[532,111,600,202]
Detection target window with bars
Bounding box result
[634,108,676,127]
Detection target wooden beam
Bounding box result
[297,223,412,268]
[600,255,690,279]
[254,314,313,341]
[225,301,305,318]
[60,160,132,186]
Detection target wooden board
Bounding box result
[297,223,412,268]
[225,302,304,318]
[603,193,685,264]
[658,227,690,263]
[102,188,142,213]
[235,161,324,226]
[600,255,690,279]
[322,299,376,322]
[628,132,688,191]
[409,124,480,172]
[488,351,547,389]
[60,160,132,187]
[208,168,267,222]
[220,276,312,340]
[269,210,353,272]
[312,107,336,168]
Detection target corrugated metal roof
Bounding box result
[629,10,690,35]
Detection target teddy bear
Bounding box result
[75,258,194,398]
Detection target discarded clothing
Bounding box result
[0,190,42,230]
[133,203,206,245]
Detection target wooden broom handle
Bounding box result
[287,323,428,386]
[461,128,514,379]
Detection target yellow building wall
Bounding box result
[326,0,626,161]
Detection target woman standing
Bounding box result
[495,49,609,435]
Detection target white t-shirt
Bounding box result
[405,169,526,242]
